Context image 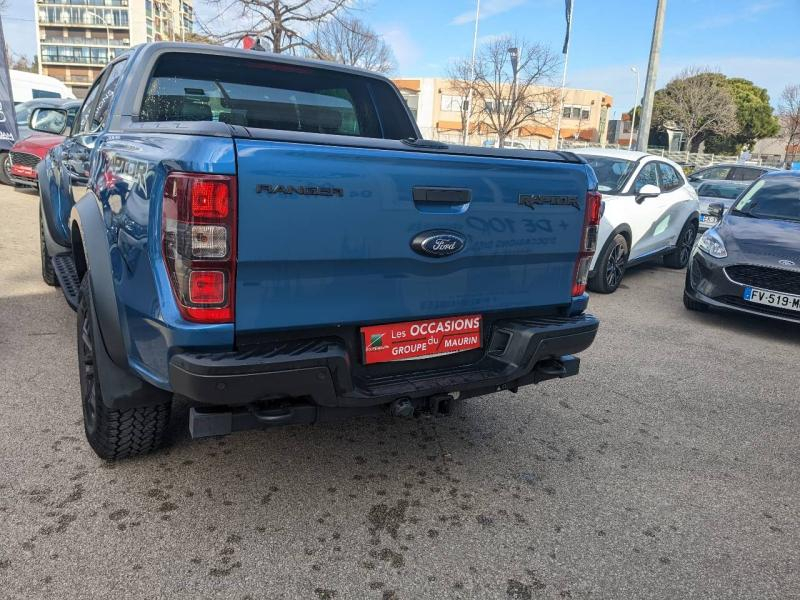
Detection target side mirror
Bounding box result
[636,183,661,203]
[708,202,725,218]
[29,107,69,135]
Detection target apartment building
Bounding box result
[35,0,194,97]
[393,77,612,150]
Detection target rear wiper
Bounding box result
[401,137,448,149]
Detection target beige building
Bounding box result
[35,0,194,97]
[393,77,612,150]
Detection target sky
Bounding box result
[4,0,800,114]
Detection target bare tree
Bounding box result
[310,15,394,73]
[470,36,560,147]
[201,0,349,54]
[445,58,479,139]
[652,68,738,152]
[779,84,800,165]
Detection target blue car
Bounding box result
[35,43,600,459]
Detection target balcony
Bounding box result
[38,15,130,27]
[38,0,128,6]
[41,55,113,66]
[41,36,129,46]
[65,74,94,83]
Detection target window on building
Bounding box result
[528,102,552,119]
[400,91,419,119]
[440,94,464,112]
[562,105,590,120]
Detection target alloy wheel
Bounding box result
[79,309,98,433]
[678,227,695,266]
[606,241,627,288]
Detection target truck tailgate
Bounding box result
[234,139,591,333]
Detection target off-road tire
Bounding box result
[77,276,171,460]
[588,233,628,294]
[39,208,58,286]
[664,220,697,269]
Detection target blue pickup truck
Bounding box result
[34,43,600,459]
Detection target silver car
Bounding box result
[697,180,748,230]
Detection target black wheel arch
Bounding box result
[38,160,72,249]
[72,197,171,410]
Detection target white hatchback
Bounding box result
[572,148,700,293]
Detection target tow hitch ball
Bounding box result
[389,394,454,418]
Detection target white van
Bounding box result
[10,70,76,103]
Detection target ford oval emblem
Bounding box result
[778,259,796,267]
[411,230,466,258]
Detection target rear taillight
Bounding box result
[572,191,603,297]
[162,173,237,323]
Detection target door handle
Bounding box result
[413,187,471,204]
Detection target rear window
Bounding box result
[697,181,744,200]
[139,52,416,140]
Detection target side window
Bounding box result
[73,78,105,135]
[730,167,762,181]
[657,162,682,191]
[91,59,127,131]
[633,162,659,193]
[699,166,731,180]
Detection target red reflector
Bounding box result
[586,191,602,225]
[191,180,229,219]
[189,270,225,304]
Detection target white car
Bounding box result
[572,148,700,293]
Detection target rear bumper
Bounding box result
[169,313,599,408]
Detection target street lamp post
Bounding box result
[85,10,112,67]
[628,66,639,150]
[508,46,519,144]
[462,0,481,146]
[636,0,667,152]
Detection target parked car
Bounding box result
[696,180,748,230]
[483,139,530,150]
[0,99,80,186]
[35,42,600,460]
[6,101,80,188]
[684,171,800,323]
[688,163,779,189]
[572,148,700,293]
[10,69,76,103]
[14,99,81,140]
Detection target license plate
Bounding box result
[361,315,482,365]
[743,287,800,312]
[700,214,718,225]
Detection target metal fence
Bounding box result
[559,140,786,168]
[418,129,788,168]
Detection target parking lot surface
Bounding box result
[1,185,798,600]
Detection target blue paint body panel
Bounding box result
[234,139,594,333]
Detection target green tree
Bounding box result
[704,78,780,153]
[651,69,737,152]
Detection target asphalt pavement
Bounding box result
[1,184,798,600]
